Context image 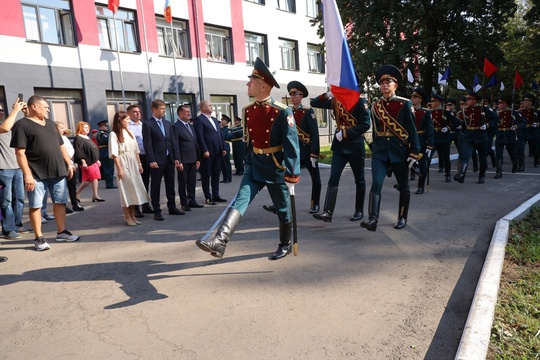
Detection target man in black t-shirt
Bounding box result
[10,95,80,251]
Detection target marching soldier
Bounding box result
[432,94,460,182]
[195,58,300,260]
[454,91,499,184]
[483,96,498,169]
[494,95,526,178]
[96,120,116,189]
[231,116,245,175]
[516,93,540,171]
[360,65,420,231]
[410,87,434,194]
[310,85,370,223]
[263,81,321,214]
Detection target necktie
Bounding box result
[185,122,193,136]
[157,120,166,137]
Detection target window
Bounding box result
[105,91,145,121]
[307,43,324,73]
[205,26,232,63]
[279,38,298,70]
[277,0,295,13]
[164,93,195,122]
[245,0,265,4]
[157,18,190,58]
[22,0,75,45]
[34,89,83,133]
[96,5,138,52]
[211,95,236,121]
[306,0,319,18]
[245,32,267,66]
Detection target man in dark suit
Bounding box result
[193,100,227,205]
[142,99,183,221]
[172,105,204,212]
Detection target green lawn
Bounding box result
[318,144,372,165]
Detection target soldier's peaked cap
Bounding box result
[375,64,403,86]
[523,93,536,104]
[97,119,108,126]
[287,81,308,97]
[248,57,280,88]
[412,87,427,100]
[431,93,444,102]
[467,90,481,101]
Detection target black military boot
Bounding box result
[350,185,365,221]
[313,186,338,223]
[488,149,497,168]
[361,192,381,232]
[511,159,518,173]
[269,222,292,260]
[415,172,426,194]
[517,154,525,172]
[494,160,503,179]
[195,208,241,258]
[409,167,416,181]
[309,182,321,214]
[454,163,468,183]
[472,152,479,172]
[262,204,276,214]
[394,191,410,229]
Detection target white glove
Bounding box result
[425,148,431,158]
[286,182,295,196]
[441,127,449,133]
[326,91,333,99]
[480,124,487,130]
[407,156,418,169]
[533,122,539,128]
[457,125,462,130]
[511,125,516,131]
[310,157,317,168]
[335,130,343,141]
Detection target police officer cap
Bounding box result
[97,119,109,126]
[467,91,481,101]
[446,98,457,105]
[248,57,280,88]
[234,116,242,122]
[523,93,536,104]
[412,87,427,100]
[431,93,444,102]
[375,64,403,86]
[221,114,231,123]
[287,81,308,97]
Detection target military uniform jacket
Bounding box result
[431,108,460,144]
[221,126,232,153]
[496,109,526,144]
[370,95,420,163]
[518,107,539,140]
[292,104,319,161]
[230,124,244,150]
[242,97,300,184]
[310,95,370,155]
[457,105,499,144]
[96,129,110,158]
[413,107,434,152]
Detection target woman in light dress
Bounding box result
[109,111,150,226]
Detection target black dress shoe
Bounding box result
[445,175,452,183]
[0,256,7,262]
[65,207,74,214]
[141,204,154,214]
[395,217,407,229]
[269,243,292,260]
[205,199,216,205]
[350,210,364,221]
[181,206,191,212]
[168,207,185,215]
[309,204,320,214]
[478,176,485,184]
[154,213,164,221]
[135,207,144,218]
[189,202,204,208]
[263,204,277,214]
[313,211,332,223]
[213,196,227,202]
[415,187,424,195]
[72,204,85,212]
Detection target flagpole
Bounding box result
[112,13,126,109]
[139,0,153,98]
[511,70,517,112]
[170,20,180,108]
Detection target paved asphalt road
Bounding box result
[1,154,539,360]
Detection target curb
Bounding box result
[454,192,540,359]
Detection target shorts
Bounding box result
[27,177,68,209]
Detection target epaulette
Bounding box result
[272,101,288,109]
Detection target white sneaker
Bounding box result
[34,237,51,251]
[55,230,80,242]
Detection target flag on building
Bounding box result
[457,79,466,90]
[514,70,523,89]
[407,68,414,83]
[483,58,498,77]
[321,0,360,111]
[108,0,119,13]
[485,75,496,88]
[164,0,172,23]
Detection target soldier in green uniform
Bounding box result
[310,89,370,223]
[454,91,499,184]
[196,58,300,260]
[96,120,116,188]
[263,80,321,214]
[516,94,540,171]
[231,116,244,175]
[219,114,232,183]
[360,65,420,232]
[410,87,434,195]
[494,95,526,178]
[431,94,460,183]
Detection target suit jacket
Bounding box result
[172,120,200,164]
[193,114,225,157]
[142,117,178,166]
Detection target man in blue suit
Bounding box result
[142,99,182,221]
[193,100,227,205]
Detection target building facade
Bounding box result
[0,0,333,140]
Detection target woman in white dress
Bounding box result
[109,111,150,226]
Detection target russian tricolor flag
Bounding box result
[321,0,360,111]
